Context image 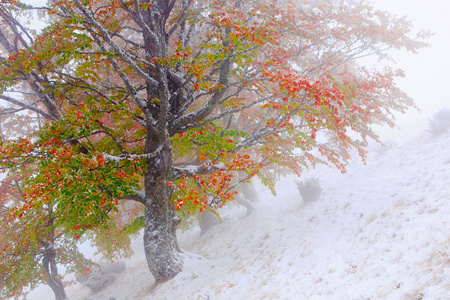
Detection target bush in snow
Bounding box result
[79,261,126,293]
[295,178,322,204]
[428,107,450,136]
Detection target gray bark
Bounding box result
[143,199,183,282]
[143,142,183,282]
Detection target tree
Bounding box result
[0,87,99,300]
[0,109,73,300]
[1,181,78,300]
[0,4,138,299]
[0,0,428,291]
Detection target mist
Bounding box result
[5,0,450,299]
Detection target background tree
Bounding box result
[0,3,140,299]
[0,0,428,291]
[0,174,87,300]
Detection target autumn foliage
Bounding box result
[0,0,428,297]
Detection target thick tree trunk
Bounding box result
[42,246,67,300]
[140,0,184,282]
[143,196,182,282]
[143,144,183,282]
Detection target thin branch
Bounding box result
[0,95,55,120]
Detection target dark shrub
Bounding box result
[428,107,450,136]
[295,178,322,203]
[79,262,126,292]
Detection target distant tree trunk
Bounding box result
[42,246,67,300]
[199,211,221,236]
[143,143,183,282]
[235,195,255,216]
[241,181,259,203]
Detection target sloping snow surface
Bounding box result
[29,131,450,299]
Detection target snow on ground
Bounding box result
[29,130,450,300]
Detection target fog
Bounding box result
[371,0,450,142]
[9,1,450,299]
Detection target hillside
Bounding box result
[29,130,450,300]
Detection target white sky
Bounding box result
[371,0,450,141]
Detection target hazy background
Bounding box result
[371,0,450,142]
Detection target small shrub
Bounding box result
[295,178,322,203]
[79,261,126,293]
[428,107,450,136]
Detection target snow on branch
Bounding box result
[103,152,156,162]
[103,145,163,162]
[172,160,225,180]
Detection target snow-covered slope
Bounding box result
[29,131,450,300]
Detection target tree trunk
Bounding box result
[141,0,183,281]
[143,197,182,283]
[143,144,183,283]
[42,246,67,300]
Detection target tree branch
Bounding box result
[0,95,55,120]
